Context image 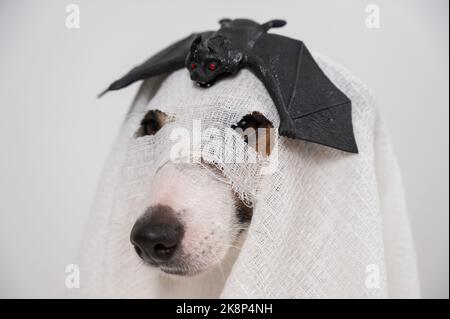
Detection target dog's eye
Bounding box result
[136,110,168,137]
[232,112,274,156]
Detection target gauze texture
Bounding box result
[76,54,420,298]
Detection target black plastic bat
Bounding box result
[100,18,358,153]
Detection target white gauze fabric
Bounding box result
[76,54,420,298]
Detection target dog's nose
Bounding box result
[130,206,184,263]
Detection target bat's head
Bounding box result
[186,35,243,87]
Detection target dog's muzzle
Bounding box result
[130,205,184,264]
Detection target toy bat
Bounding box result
[100,19,358,153]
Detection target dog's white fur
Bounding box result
[156,235,245,298]
[141,162,247,297]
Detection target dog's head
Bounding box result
[129,108,275,276]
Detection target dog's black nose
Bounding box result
[130,205,184,263]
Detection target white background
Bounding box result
[0,0,448,298]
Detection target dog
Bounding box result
[128,108,274,297]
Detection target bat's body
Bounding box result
[102,18,358,153]
[185,19,285,87]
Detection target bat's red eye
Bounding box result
[190,62,197,70]
[208,63,217,71]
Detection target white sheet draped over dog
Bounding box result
[76,54,420,298]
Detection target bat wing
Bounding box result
[247,33,358,153]
[99,32,213,97]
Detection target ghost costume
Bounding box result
[75,53,420,298]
